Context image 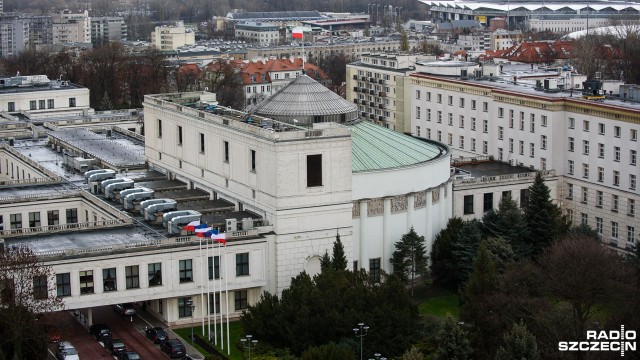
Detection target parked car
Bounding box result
[116,351,141,360]
[113,303,137,316]
[104,338,127,355]
[56,341,79,360]
[144,326,167,344]
[160,339,186,358]
[89,323,112,341]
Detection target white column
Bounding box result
[94,267,103,294]
[359,200,367,269]
[426,190,433,252]
[139,262,148,288]
[87,308,93,327]
[407,194,415,232]
[383,197,391,272]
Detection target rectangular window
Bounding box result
[415,90,421,99]
[427,109,431,121]
[614,126,621,137]
[598,143,604,158]
[583,140,589,155]
[199,133,205,153]
[459,98,465,108]
[448,95,453,105]
[69,98,76,107]
[33,275,48,299]
[596,217,603,234]
[47,210,59,226]
[509,110,514,128]
[307,154,322,187]
[631,174,637,190]
[178,297,193,318]
[483,120,488,133]
[541,115,547,127]
[459,136,464,149]
[483,102,488,112]
[427,92,431,101]
[509,139,514,153]
[581,187,588,203]
[519,140,524,155]
[568,184,574,200]
[28,212,41,228]
[583,120,590,132]
[177,126,183,145]
[632,129,638,141]
[370,258,381,283]
[463,195,474,214]
[582,164,589,179]
[598,123,605,134]
[569,117,575,128]
[598,167,604,182]
[148,263,162,286]
[483,192,493,212]
[7,102,15,112]
[208,256,220,280]
[61,208,76,225]
[631,150,637,165]
[223,141,230,162]
[568,160,574,175]
[103,268,117,291]
[459,115,464,128]
[612,195,619,212]
[568,137,574,152]
[541,135,547,149]
[125,265,139,289]
[10,213,22,229]
[448,113,453,126]
[437,111,442,123]
[596,191,603,207]
[235,290,248,310]
[79,270,94,294]
[612,221,619,238]
[530,143,535,158]
[39,100,45,109]
[236,253,249,276]
[483,141,488,154]
[471,100,476,110]
[179,259,193,283]
[614,171,620,186]
[581,213,588,225]
[630,199,636,216]
[520,189,529,208]
[448,133,453,146]
[530,115,535,132]
[498,107,504,118]
[471,138,476,152]
[416,106,421,119]
[47,99,54,109]
[56,273,71,297]
[437,94,442,103]
[30,100,36,110]
[157,119,162,138]
[614,146,621,162]
[628,226,635,243]
[209,293,221,314]
[250,149,257,172]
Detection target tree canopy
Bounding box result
[391,227,429,295]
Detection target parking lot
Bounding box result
[47,304,188,359]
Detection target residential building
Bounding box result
[410,62,640,252]
[22,15,53,49]
[234,22,280,46]
[0,19,28,57]
[151,22,195,51]
[52,10,91,44]
[90,16,127,46]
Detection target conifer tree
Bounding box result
[391,227,429,295]
[524,172,566,256]
[495,321,541,360]
[331,231,348,271]
[433,315,473,360]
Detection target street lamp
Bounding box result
[186,300,196,344]
[240,335,258,360]
[353,322,369,360]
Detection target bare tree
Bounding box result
[0,245,63,359]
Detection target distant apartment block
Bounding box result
[90,16,127,45]
[52,9,91,44]
[151,22,195,51]
[0,19,28,57]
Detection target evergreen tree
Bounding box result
[452,220,484,285]
[320,251,332,272]
[484,236,515,273]
[524,172,567,257]
[433,315,473,360]
[495,321,541,360]
[401,346,425,360]
[301,342,356,360]
[391,227,429,295]
[483,195,530,258]
[331,231,348,271]
[431,217,464,287]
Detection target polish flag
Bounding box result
[292,27,304,39]
[212,233,226,245]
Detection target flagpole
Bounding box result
[213,237,217,345]
[219,242,224,350]
[224,243,230,355]
[200,237,205,336]
[206,237,211,341]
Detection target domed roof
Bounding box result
[252,74,358,125]
[350,121,446,173]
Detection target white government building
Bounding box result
[1,74,452,326]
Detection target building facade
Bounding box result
[0,19,28,57]
[52,10,91,44]
[234,22,280,46]
[151,22,195,51]
[90,16,127,45]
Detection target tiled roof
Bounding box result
[498,40,574,63]
[350,121,443,173]
[252,74,355,117]
[239,58,329,85]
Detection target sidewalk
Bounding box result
[135,311,205,359]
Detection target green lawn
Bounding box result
[418,294,459,318]
[174,320,245,360]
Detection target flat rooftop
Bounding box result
[454,160,534,178]
[0,82,85,95]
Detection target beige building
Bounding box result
[52,10,91,44]
[151,22,195,51]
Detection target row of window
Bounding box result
[568,117,638,141]
[463,189,528,215]
[5,209,77,229]
[8,98,76,112]
[55,253,249,297]
[568,139,637,165]
[177,289,248,317]
[567,161,637,189]
[415,90,488,112]
[567,184,636,216]
[569,210,636,243]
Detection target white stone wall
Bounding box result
[0,87,90,117]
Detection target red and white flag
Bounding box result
[292,27,304,39]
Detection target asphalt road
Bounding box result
[47,305,171,359]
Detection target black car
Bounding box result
[160,339,186,358]
[116,351,141,360]
[89,323,112,341]
[113,303,137,316]
[104,338,127,355]
[144,326,167,344]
